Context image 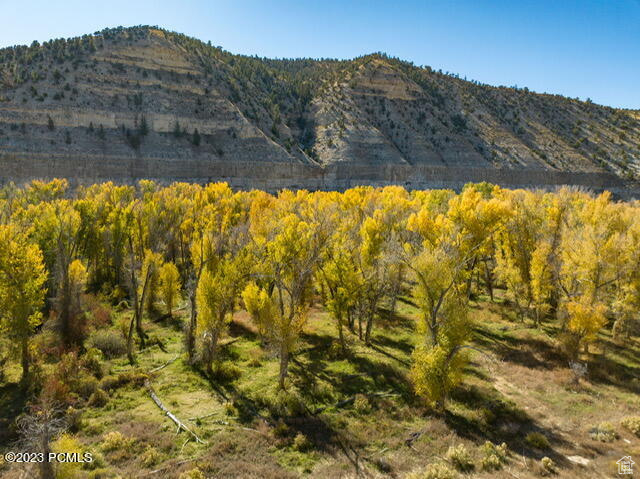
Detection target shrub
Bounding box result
[272,420,290,438]
[223,401,239,417]
[445,444,474,472]
[140,446,162,467]
[179,468,206,479]
[52,434,84,479]
[63,408,83,434]
[620,416,640,437]
[75,374,99,400]
[84,451,106,471]
[88,389,109,407]
[525,432,550,449]
[353,394,371,414]
[406,462,458,479]
[88,469,111,479]
[480,441,508,471]
[540,456,556,475]
[101,431,134,452]
[81,348,105,378]
[99,371,148,392]
[40,375,75,406]
[589,422,618,442]
[266,389,307,417]
[87,330,126,358]
[293,432,311,452]
[246,348,264,367]
[87,300,112,328]
[212,361,242,382]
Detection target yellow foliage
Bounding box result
[158,262,181,315]
[566,299,607,346]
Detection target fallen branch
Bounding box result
[149,355,179,374]
[187,412,221,422]
[144,379,206,444]
[220,338,241,348]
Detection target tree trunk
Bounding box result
[20,336,30,385]
[59,275,72,349]
[337,315,347,355]
[126,313,136,365]
[135,309,146,349]
[462,256,478,301]
[278,344,289,390]
[187,291,197,362]
[347,310,355,333]
[205,326,222,377]
[364,308,374,345]
[39,427,54,479]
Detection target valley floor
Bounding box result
[1,292,639,478]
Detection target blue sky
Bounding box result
[2,0,639,109]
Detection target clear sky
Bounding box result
[2,0,639,109]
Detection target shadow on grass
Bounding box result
[376,306,416,331]
[472,327,565,370]
[445,383,572,466]
[0,382,28,447]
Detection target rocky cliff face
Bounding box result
[0,26,638,190]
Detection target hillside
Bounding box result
[0,26,639,189]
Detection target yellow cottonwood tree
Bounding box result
[158,262,181,317]
[0,225,47,384]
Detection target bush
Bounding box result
[223,401,239,417]
[293,432,311,452]
[179,468,206,479]
[445,444,474,472]
[81,348,105,378]
[589,422,618,442]
[353,394,371,414]
[87,300,112,328]
[272,420,290,438]
[75,374,99,400]
[406,462,459,479]
[480,441,508,471]
[525,432,550,449]
[101,431,134,452]
[88,389,109,408]
[265,389,307,417]
[621,416,640,437]
[99,371,148,392]
[87,330,126,358]
[246,348,264,367]
[212,361,242,382]
[140,446,162,467]
[52,434,84,479]
[540,456,556,475]
[66,407,83,432]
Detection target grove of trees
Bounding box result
[0,179,638,411]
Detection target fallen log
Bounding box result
[144,379,206,444]
[148,355,179,373]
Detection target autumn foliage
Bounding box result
[0,179,637,406]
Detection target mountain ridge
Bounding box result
[0,25,639,190]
